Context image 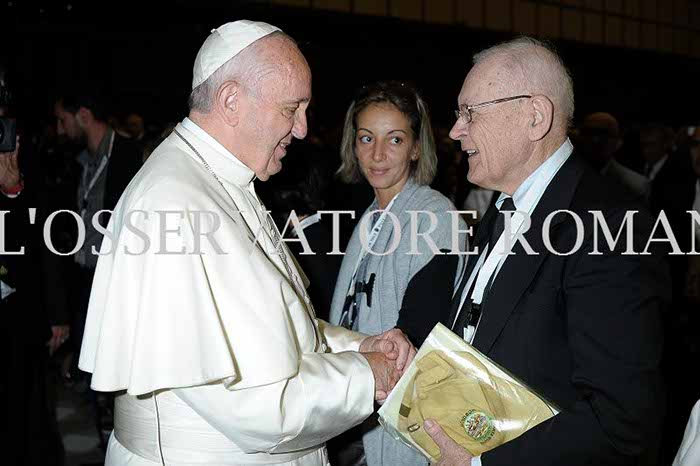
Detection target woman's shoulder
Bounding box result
[407,184,458,213]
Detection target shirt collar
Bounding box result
[180,117,256,186]
[648,154,669,180]
[97,127,114,157]
[78,127,114,168]
[497,138,574,213]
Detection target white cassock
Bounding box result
[79,118,374,466]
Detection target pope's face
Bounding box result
[238,52,311,181]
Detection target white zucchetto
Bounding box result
[192,20,281,90]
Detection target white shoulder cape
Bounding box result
[79,126,313,395]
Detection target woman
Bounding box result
[329,81,467,466]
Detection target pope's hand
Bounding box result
[424,419,474,465]
[360,352,401,403]
[359,327,417,373]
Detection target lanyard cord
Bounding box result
[80,130,115,215]
[346,193,400,297]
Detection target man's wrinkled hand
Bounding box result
[361,351,401,403]
[359,328,417,373]
[424,419,474,465]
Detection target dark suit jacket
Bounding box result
[649,150,696,288]
[450,154,669,465]
[103,134,143,212]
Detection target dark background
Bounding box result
[4,0,700,136]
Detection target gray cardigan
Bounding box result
[329,178,467,466]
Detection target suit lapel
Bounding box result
[472,155,585,354]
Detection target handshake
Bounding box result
[358,328,417,403]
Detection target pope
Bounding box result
[79,20,416,466]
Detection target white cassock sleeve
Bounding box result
[173,350,374,454]
[317,319,367,353]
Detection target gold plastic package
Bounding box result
[378,323,558,462]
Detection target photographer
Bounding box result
[1,73,66,465]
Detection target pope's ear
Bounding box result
[216,80,241,127]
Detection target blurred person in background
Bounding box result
[1,71,66,465]
[639,122,675,183]
[578,111,649,202]
[124,112,146,141]
[329,81,467,466]
[54,84,143,448]
[53,85,143,386]
[689,126,700,305]
[657,124,700,464]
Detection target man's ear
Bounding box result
[527,95,554,142]
[76,107,91,128]
[216,81,241,127]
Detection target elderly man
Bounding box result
[425,37,669,465]
[79,21,414,466]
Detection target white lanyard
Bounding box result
[346,193,400,296]
[80,131,115,218]
[455,209,528,343]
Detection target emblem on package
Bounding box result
[462,409,496,444]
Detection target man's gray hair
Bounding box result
[188,31,289,113]
[474,37,574,129]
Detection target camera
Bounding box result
[0,68,16,152]
[0,117,17,152]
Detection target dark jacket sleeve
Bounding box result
[396,252,458,346]
[482,207,669,466]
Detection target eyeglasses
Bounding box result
[454,94,532,124]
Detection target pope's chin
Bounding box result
[260,148,286,180]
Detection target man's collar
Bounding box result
[78,127,114,166]
[497,138,574,209]
[180,118,256,186]
[96,127,114,157]
[648,153,669,179]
